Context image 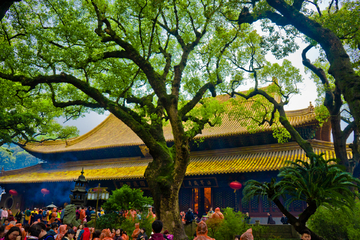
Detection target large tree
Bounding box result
[234,0,360,155]
[219,0,360,174]
[0,0,246,238]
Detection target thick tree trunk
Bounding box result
[159,188,187,239]
[330,114,350,171]
[352,128,360,164]
[144,149,189,240]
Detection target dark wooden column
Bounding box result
[198,188,205,218]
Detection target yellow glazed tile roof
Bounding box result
[0,140,350,184]
[23,103,318,154]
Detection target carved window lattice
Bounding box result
[262,198,270,212]
[293,200,303,212]
[241,197,250,212]
[250,197,259,212]
[214,190,223,208]
[224,190,234,209]
[179,189,191,211]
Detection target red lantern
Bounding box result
[229,181,242,193]
[41,188,50,196]
[9,189,18,197]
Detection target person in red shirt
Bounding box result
[79,209,86,224]
[77,223,91,240]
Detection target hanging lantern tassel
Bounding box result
[41,188,50,197]
[229,181,242,193]
[9,189,18,198]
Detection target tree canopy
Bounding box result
[0,79,79,146]
[0,1,246,238]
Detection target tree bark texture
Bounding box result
[144,151,189,240]
[302,44,351,171]
[330,114,350,170]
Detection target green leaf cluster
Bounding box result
[102,184,154,212]
[96,211,154,236]
[243,154,360,211]
[312,1,360,69]
[118,213,154,239]
[0,79,79,146]
[206,207,269,240]
[207,208,252,240]
[307,201,360,240]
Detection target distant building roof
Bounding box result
[0,140,348,184]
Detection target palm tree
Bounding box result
[243,154,360,240]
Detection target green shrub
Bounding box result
[96,212,124,230]
[307,201,360,240]
[95,211,154,235]
[251,224,269,240]
[206,208,253,240]
[120,212,154,237]
[103,185,153,212]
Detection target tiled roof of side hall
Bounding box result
[22,100,318,154]
[0,140,348,184]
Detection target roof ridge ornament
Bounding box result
[308,101,314,112]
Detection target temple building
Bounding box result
[0,97,350,219]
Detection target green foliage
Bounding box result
[96,211,154,236]
[206,208,253,240]
[271,124,291,143]
[206,217,223,237]
[0,79,79,146]
[259,21,300,60]
[96,212,124,230]
[307,201,360,240]
[257,60,303,96]
[251,224,270,240]
[243,178,281,203]
[243,154,360,212]
[279,154,360,208]
[120,213,154,238]
[312,1,360,69]
[102,185,153,212]
[227,93,275,135]
[314,104,330,128]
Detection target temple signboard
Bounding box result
[117,180,148,188]
[182,177,218,188]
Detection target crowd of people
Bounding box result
[0,215,174,240]
[0,205,175,240]
[0,206,311,240]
